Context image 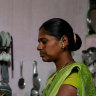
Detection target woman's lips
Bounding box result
[40,54,45,57]
[40,52,46,57]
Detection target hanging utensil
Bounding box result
[11,36,14,78]
[30,61,41,96]
[0,81,12,96]
[1,61,9,83]
[33,61,41,91]
[18,61,26,89]
[0,61,12,95]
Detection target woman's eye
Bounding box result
[42,41,47,44]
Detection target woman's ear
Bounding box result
[60,35,69,49]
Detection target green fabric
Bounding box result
[41,62,96,96]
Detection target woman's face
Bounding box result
[37,28,63,62]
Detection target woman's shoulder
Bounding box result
[63,71,78,88]
[71,62,89,70]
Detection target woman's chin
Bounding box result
[42,58,49,62]
[42,57,51,62]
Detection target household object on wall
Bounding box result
[82,47,96,74]
[87,0,96,35]
[30,61,41,96]
[0,31,11,49]
[0,31,13,96]
[18,61,26,89]
[85,0,96,60]
[82,47,96,87]
[0,31,14,78]
[0,80,12,96]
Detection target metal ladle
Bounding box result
[18,61,26,89]
[30,61,41,96]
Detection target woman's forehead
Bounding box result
[38,30,57,41]
[39,28,47,35]
[38,28,50,39]
[38,28,59,41]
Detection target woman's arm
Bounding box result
[56,84,77,96]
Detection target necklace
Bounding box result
[57,58,74,71]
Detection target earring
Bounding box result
[61,38,64,49]
[61,41,64,49]
[61,43,64,48]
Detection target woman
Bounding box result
[37,18,96,96]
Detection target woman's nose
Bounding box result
[37,43,43,50]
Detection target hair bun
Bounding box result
[72,34,82,51]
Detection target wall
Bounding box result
[0,0,89,96]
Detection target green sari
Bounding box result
[41,62,96,96]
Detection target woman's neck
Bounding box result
[54,52,75,72]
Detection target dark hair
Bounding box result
[39,18,82,51]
